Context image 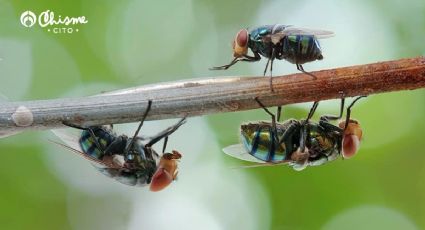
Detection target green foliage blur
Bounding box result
[0,0,424,229]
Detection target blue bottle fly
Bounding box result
[53,100,186,192]
[211,24,334,89]
[223,97,365,171]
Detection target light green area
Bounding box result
[0,0,424,229]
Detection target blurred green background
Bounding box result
[0,0,425,229]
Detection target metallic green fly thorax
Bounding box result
[306,123,340,160]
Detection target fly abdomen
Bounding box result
[241,124,286,162]
[281,35,323,64]
[80,127,116,159]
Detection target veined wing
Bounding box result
[266,27,334,44]
[93,166,149,187]
[51,128,81,151]
[50,128,116,168]
[222,144,265,163]
[224,144,294,169]
[277,27,334,39]
[51,129,149,186]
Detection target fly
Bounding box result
[52,100,186,191]
[223,96,365,171]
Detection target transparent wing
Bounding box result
[50,128,114,168]
[266,27,334,44]
[222,144,265,163]
[275,27,335,39]
[92,167,149,187]
[51,128,81,151]
[283,27,334,38]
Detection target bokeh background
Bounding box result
[1,0,425,229]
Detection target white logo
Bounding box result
[20,10,88,34]
[20,11,37,27]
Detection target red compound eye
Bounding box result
[342,134,360,159]
[232,29,249,57]
[338,119,362,159]
[150,167,173,192]
[235,29,248,47]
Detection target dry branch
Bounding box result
[0,57,424,138]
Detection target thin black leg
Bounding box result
[268,48,276,92]
[103,137,125,155]
[263,58,271,76]
[306,101,319,122]
[243,52,261,61]
[320,98,345,122]
[255,98,276,125]
[62,122,86,131]
[278,122,298,145]
[125,100,152,153]
[62,121,106,155]
[319,121,343,133]
[162,136,169,153]
[145,117,186,147]
[343,96,367,130]
[210,53,261,70]
[277,106,282,122]
[297,64,317,80]
[254,97,278,143]
[210,57,238,70]
[300,101,320,152]
[270,49,275,77]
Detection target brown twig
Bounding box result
[0,57,424,138]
